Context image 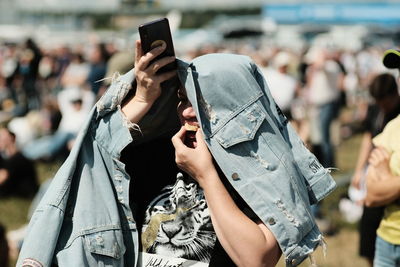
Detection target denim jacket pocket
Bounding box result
[85,229,126,260]
[212,102,282,178]
[214,101,266,148]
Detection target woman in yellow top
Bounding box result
[365,48,400,267]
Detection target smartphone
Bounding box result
[138,18,176,73]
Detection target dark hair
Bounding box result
[97,43,110,63]
[72,52,85,63]
[369,73,398,100]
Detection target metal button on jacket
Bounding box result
[231,173,240,180]
[268,218,276,225]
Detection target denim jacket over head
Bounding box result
[177,54,336,265]
[18,54,335,267]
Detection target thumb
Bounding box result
[171,126,187,150]
[195,129,208,149]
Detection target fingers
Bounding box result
[368,151,378,166]
[148,56,175,74]
[135,40,143,66]
[377,147,390,159]
[372,147,389,161]
[135,39,176,91]
[368,147,390,166]
[136,42,166,71]
[157,70,177,83]
[195,129,207,149]
[172,127,190,169]
[147,57,176,84]
[171,126,187,150]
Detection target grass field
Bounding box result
[0,133,370,266]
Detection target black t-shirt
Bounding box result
[121,133,256,266]
[0,152,38,198]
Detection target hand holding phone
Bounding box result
[138,18,177,73]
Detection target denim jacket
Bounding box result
[178,54,336,266]
[18,54,335,267]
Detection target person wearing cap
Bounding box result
[382,49,400,69]
[350,71,400,266]
[364,49,400,266]
[17,38,336,267]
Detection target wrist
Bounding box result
[197,167,219,189]
[131,91,157,104]
[134,84,160,105]
[121,96,154,123]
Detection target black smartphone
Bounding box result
[138,18,176,73]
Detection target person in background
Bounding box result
[96,48,135,97]
[60,52,89,89]
[0,127,38,198]
[305,46,343,168]
[351,71,400,266]
[86,43,109,98]
[22,86,95,161]
[19,38,42,111]
[365,112,400,266]
[302,47,343,224]
[364,48,400,267]
[263,51,298,120]
[263,51,310,144]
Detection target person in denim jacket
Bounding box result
[18,40,336,267]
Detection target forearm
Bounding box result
[354,133,372,172]
[200,170,280,267]
[121,95,153,124]
[365,172,400,207]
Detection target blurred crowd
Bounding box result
[0,35,397,265]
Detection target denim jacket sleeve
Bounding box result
[17,70,140,267]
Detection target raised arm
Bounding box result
[172,127,281,267]
[351,132,373,189]
[121,40,176,123]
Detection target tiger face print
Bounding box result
[141,173,216,263]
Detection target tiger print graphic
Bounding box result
[141,173,216,263]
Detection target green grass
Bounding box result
[35,160,63,185]
[0,198,32,230]
[0,161,61,229]
[335,133,363,174]
[323,133,363,230]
